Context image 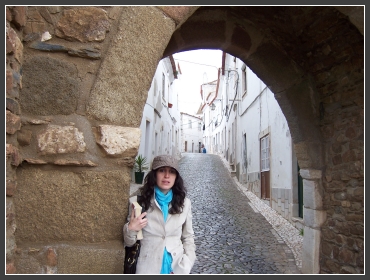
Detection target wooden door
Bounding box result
[261,170,270,199]
[298,164,304,218]
[260,135,270,199]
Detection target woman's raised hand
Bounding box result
[128,204,147,232]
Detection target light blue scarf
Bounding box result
[155,186,173,274]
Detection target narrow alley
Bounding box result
[179,153,301,274]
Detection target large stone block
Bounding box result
[20,56,79,116]
[14,168,130,243]
[86,6,175,126]
[6,23,23,63]
[6,110,21,135]
[303,179,324,210]
[95,125,141,157]
[55,7,110,42]
[57,242,124,274]
[37,125,86,155]
[300,168,322,180]
[158,6,198,25]
[303,208,326,229]
[301,226,321,274]
[14,241,124,274]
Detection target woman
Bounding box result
[123,155,196,274]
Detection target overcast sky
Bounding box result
[172,49,223,115]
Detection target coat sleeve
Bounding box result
[180,198,197,268]
[123,196,139,247]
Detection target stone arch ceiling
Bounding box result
[163,6,364,169]
[164,6,363,86]
[164,6,363,65]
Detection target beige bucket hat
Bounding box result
[151,155,179,173]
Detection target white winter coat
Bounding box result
[123,195,196,274]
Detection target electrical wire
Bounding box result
[173,58,219,70]
[180,119,203,127]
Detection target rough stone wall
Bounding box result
[5,6,197,274]
[290,8,364,274]
[6,6,27,274]
[6,5,363,274]
[163,6,363,274]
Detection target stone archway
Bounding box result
[6,6,363,274]
[161,6,363,274]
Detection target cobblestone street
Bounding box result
[179,153,301,274]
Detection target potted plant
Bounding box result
[134,154,149,184]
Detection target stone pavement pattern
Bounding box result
[179,153,301,274]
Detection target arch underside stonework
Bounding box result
[166,7,363,273]
[6,6,363,274]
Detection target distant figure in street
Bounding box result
[201,144,207,153]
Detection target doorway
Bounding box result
[260,135,270,200]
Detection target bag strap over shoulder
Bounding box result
[136,195,143,205]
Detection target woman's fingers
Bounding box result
[129,210,147,231]
[130,207,136,219]
[140,212,147,220]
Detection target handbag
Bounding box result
[123,240,141,274]
[123,195,145,274]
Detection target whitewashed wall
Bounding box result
[204,53,299,224]
[181,113,203,153]
[134,57,181,180]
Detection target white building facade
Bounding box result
[180,112,203,153]
[199,78,219,154]
[202,52,304,230]
[134,56,182,180]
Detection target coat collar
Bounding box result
[151,196,173,223]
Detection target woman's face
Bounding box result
[155,166,177,194]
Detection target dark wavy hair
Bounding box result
[138,168,187,215]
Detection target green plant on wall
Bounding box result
[134,154,149,173]
[134,154,148,184]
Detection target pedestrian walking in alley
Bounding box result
[123,155,197,274]
[201,144,207,153]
